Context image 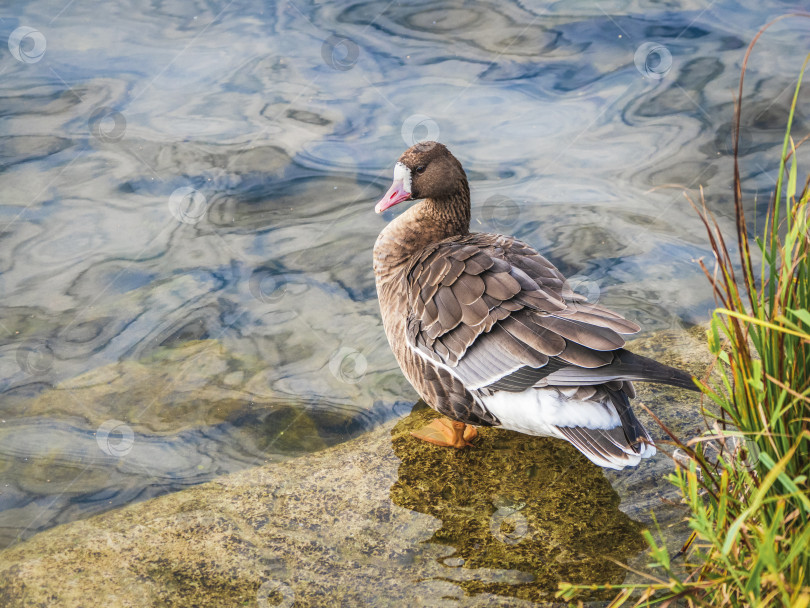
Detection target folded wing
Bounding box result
[405,233,671,394]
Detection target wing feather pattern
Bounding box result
[405,232,695,394]
[404,232,696,469]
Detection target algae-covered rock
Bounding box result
[5,340,270,433]
[0,403,652,607]
[0,326,712,607]
[0,339,347,547]
[391,404,645,603]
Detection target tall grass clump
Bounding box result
[559,20,810,608]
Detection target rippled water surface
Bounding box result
[1,0,807,564]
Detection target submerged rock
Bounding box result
[0,407,649,607]
[0,326,710,606]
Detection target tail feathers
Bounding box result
[615,350,698,391]
[554,389,656,470]
[556,426,655,470]
[541,349,699,392]
[609,387,654,451]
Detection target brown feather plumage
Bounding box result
[373,142,697,468]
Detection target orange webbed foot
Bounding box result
[410,418,477,448]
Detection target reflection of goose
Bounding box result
[373,143,698,469]
[389,403,643,603]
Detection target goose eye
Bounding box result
[415,165,426,174]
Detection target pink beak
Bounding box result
[375,179,412,214]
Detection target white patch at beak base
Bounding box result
[393,162,412,194]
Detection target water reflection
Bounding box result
[0,340,412,546]
[389,403,644,603]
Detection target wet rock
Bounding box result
[0,327,712,606]
[3,341,262,433]
[0,406,652,607]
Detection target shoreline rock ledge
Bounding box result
[0,328,710,607]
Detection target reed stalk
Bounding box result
[559,18,810,607]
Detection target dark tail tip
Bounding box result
[620,350,700,392]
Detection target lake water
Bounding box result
[0,0,807,572]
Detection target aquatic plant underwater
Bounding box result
[560,18,810,607]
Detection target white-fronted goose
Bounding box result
[373,142,697,470]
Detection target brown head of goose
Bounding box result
[372,141,697,470]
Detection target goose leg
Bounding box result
[410,417,477,448]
